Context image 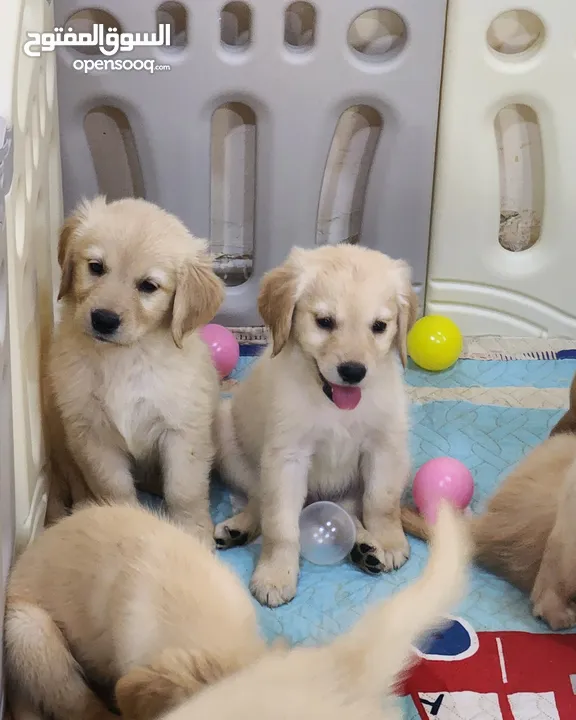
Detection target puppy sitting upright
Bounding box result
[45,197,225,545]
[215,244,418,607]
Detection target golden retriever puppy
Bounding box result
[4,503,268,720]
[214,245,418,606]
[401,432,576,630]
[45,196,225,544]
[155,503,470,720]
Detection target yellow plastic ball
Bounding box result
[407,315,463,372]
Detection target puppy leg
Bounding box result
[68,433,137,505]
[531,461,576,630]
[162,429,214,548]
[214,399,261,548]
[359,439,411,572]
[4,601,117,720]
[250,450,310,607]
[334,498,392,576]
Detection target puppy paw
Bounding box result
[214,509,259,550]
[377,526,410,571]
[533,591,576,630]
[214,521,249,549]
[350,542,386,575]
[351,528,410,574]
[250,561,298,607]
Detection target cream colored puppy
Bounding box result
[4,503,268,720]
[215,244,418,606]
[158,503,470,720]
[45,196,225,545]
[402,432,576,631]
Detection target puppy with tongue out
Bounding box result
[320,360,364,410]
[214,244,419,608]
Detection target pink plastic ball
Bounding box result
[199,324,239,379]
[412,457,474,524]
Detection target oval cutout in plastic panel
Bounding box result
[285,2,316,49]
[348,9,407,59]
[495,104,544,253]
[317,106,382,246]
[157,2,189,51]
[221,3,252,49]
[84,106,145,201]
[211,103,256,286]
[487,10,544,56]
[64,9,123,56]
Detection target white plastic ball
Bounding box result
[299,501,357,565]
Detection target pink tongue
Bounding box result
[330,384,362,410]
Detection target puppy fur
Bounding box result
[401,432,576,630]
[45,197,225,544]
[550,370,576,436]
[214,244,418,607]
[157,503,470,720]
[4,503,268,720]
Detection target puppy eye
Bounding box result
[316,316,336,331]
[88,260,105,277]
[372,320,387,334]
[138,279,158,294]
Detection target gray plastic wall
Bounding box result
[54,0,448,326]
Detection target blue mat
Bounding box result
[207,400,565,643]
[149,352,574,640]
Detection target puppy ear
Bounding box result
[115,648,229,720]
[56,214,82,300]
[394,260,419,369]
[258,254,303,358]
[171,249,225,349]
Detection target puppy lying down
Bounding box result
[4,503,267,720]
[158,503,470,720]
[402,432,576,630]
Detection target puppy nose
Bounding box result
[337,362,367,384]
[91,309,121,335]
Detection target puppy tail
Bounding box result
[331,501,471,698]
[401,504,480,553]
[4,600,117,720]
[400,504,432,541]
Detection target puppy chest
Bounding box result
[102,366,171,456]
[308,428,362,494]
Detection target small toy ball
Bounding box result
[199,324,239,379]
[299,501,357,566]
[412,457,474,524]
[407,315,463,372]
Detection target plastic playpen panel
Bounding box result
[54,0,449,326]
[427,0,576,337]
[1,0,63,564]
[0,124,14,720]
